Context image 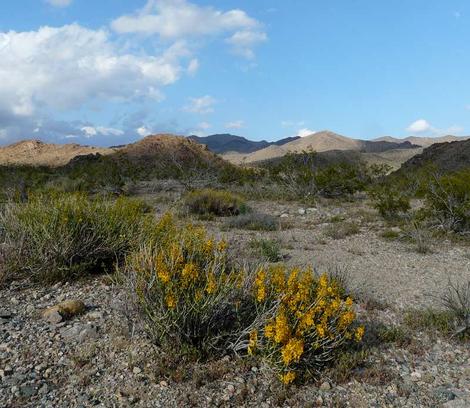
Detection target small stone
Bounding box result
[298,208,306,215]
[0,309,12,318]
[20,385,36,397]
[26,305,35,314]
[319,381,331,391]
[45,310,63,325]
[226,384,235,394]
[159,381,168,387]
[251,367,258,373]
[4,365,13,376]
[280,213,289,218]
[132,367,142,375]
[43,299,86,322]
[315,396,324,406]
[410,371,422,382]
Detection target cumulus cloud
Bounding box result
[183,95,216,114]
[81,126,124,138]
[198,121,211,130]
[225,120,244,129]
[45,0,73,7]
[112,0,266,58]
[187,58,199,75]
[406,119,433,134]
[406,119,464,136]
[137,126,151,137]
[297,128,316,137]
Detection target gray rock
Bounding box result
[298,208,306,215]
[20,385,36,397]
[0,309,12,318]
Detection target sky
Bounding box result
[1,0,470,146]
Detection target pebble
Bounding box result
[320,381,331,391]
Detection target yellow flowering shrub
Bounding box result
[124,214,246,355]
[250,265,364,384]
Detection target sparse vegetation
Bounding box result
[324,221,360,240]
[440,279,470,338]
[0,192,150,282]
[183,189,249,217]
[249,238,283,262]
[224,212,279,231]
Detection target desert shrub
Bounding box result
[368,185,411,219]
[403,308,455,335]
[249,238,283,262]
[440,279,470,338]
[123,215,250,355]
[0,192,149,282]
[406,221,433,254]
[420,169,470,233]
[224,213,279,231]
[183,189,249,217]
[248,266,364,384]
[315,163,369,198]
[324,221,360,240]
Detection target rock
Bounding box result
[60,323,99,343]
[298,208,306,215]
[3,365,13,376]
[132,367,142,375]
[410,371,422,382]
[226,384,235,394]
[43,300,86,323]
[306,207,317,213]
[87,311,103,321]
[280,213,289,218]
[0,309,12,318]
[320,381,331,391]
[20,385,36,397]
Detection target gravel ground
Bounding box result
[1,198,469,407]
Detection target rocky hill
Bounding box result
[375,135,470,147]
[397,139,470,174]
[188,134,300,154]
[0,140,114,167]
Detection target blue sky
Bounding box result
[0,0,469,146]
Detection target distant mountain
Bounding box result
[188,134,300,154]
[374,135,470,147]
[0,140,114,167]
[397,139,470,174]
[224,130,420,164]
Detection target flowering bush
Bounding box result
[124,214,249,355]
[249,265,364,384]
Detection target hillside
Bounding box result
[0,140,114,167]
[397,139,470,174]
[188,134,300,154]
[224,131,420,164]
[375,135,470,147]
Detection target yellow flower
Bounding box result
[206,273,216,294]
[264,322,275,339]
[255,269,267,302]
[280,371,296,385]
[181,262,199,285]
[316,324,326,338]
[203,239,214,255]
[166,293,177,309]
[248,330,258,355]
[217,240,228,252]
[355,326,365,342]
[281,338,304,365]
[274,311,290,344]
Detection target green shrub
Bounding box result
[420,169,470,232]
[368,185,411,219]
[440,279,470,338]
[224,213,279,231]
[0,192,149,282]
[249,238,283,262]
[183,189,249,217]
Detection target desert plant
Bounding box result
[0,192,149,282]
[249,238,283,262]
[248,265,364,384]
[224,213,279,231]
[368,185,411,219]
[440,279,470,338]
[123,215,252,355]
[324,221,360,240]
[407,221,433,254]
[183,189,249,217]
[421,169,470,233]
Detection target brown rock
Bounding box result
[42,300,86,323]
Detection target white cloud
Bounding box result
[137,126,151,137]
[297,128,316,137]
[406,119,464,136]
[45,0,73,7]
[112,0,266,58]
[406,119,433,134]
[226,30,267,59]
[81,126,124,138]
[225,120,244,129]
[187,58,199,75]
[183,95,216,114]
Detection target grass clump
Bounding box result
[249,238,283,262]
[224,213,279,231]
[183,189,249,217]
[0,192,149,282]
[324,221,360,240]
[403,309,455,335]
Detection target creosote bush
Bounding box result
[368,185,411,219]
[0,192,150,282]
[249,265,364,384]
[123,215,363,384]
[183,189,249,217]
[224,212,279,231]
